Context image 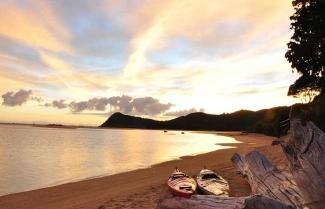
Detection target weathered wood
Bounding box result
[156,194,294,209]
[156,118,325,209]
[231,151,304,209]
[280,119,325,209]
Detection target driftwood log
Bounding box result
[280,119,325,209]
[157,119,325,209]
[156,193,294,209]
[156,149,302,209]
[231,151,304,209]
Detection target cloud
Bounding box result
[0,36,43,64]
[122,0,292,77]
[105,96,172,115]
[0,1,111,96]
[69,97,110,112]
[0,0,299,123]
[0,1,71,53]
[132,97,172,115]
[39,51,111,92]
[107,95,133,113]
[45,95,173,116]
[45,99,68,109]
[1,89,32,106]
[69,95,172,116]
[31,96,43,103]
[165,108,204,117]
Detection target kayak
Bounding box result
[167,169,197,198]
[196,169,229,196]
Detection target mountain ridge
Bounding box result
[101,95,325,137]
[100,107,293,136]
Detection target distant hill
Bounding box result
[101,98,325,137]
[101,107,292,136]
[101,112,163,129]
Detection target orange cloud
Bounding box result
[0,1,71,52]
[0,0,299,125]
[39,52,110,95]
[122,0,292,76]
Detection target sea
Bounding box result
[0,124,239,196]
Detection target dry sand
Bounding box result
[0,132,287,209]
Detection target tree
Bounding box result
[285,0,325,100]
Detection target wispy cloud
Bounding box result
[0,0,299,125]
[122,0,292,77]
[0,1,71,53]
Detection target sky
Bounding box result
[0,0,299,126]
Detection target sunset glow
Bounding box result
[0,0,298,125]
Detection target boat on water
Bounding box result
[196,169,229,196]
[167,168,197,198]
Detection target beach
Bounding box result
[0,132,286,209]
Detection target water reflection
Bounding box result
[0,125,239,196]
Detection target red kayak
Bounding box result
[167,169,197,198]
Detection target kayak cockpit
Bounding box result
[201,173,220,180]
[170,169,189,179]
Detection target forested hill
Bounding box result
[100,107,292,136]
[101,97,325,137]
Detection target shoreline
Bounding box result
[0,131,239,197]
[0,132,282,209]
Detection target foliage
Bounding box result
[285,0,325,99]
[288,75,321,102]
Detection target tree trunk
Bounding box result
[280,119,325,209]
[231,151,304,209]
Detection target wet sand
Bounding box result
[0,132,286,209]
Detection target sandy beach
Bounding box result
[0,132,286,209]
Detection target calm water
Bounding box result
[0,125,239,196]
